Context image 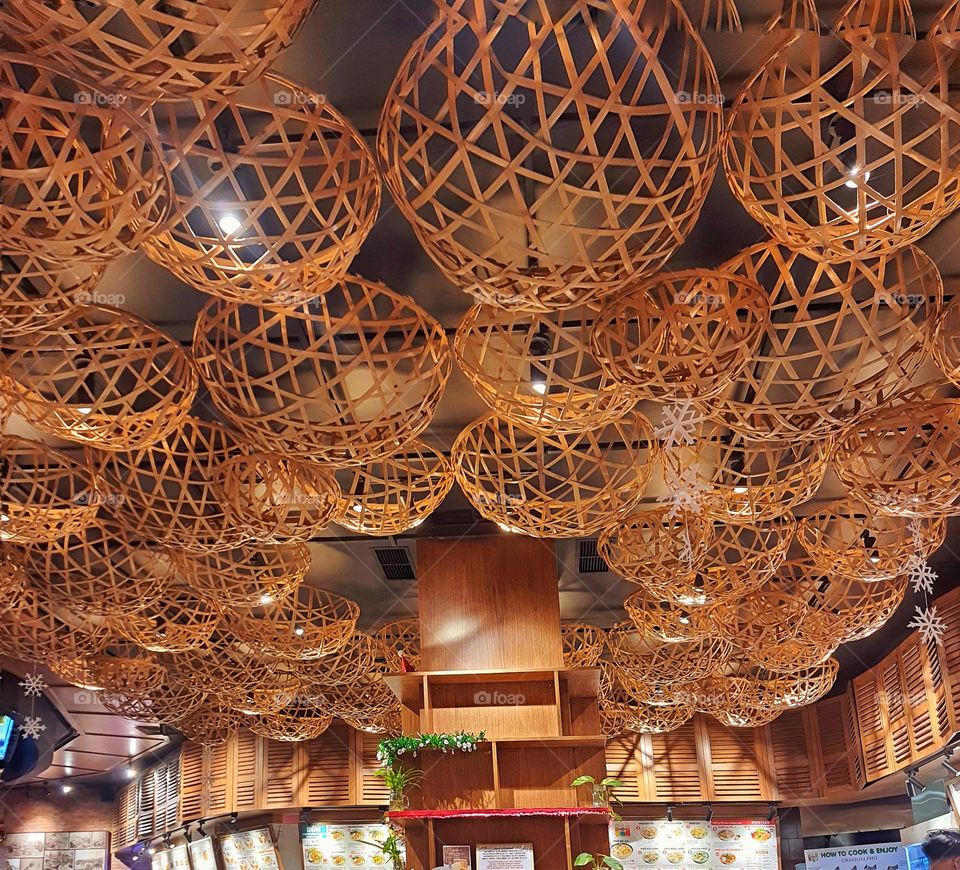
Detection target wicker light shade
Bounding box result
[591,270,769,400]
[661,420,831,523]
[333,441,454,536]
[726,660,840,712]
[0,254,103,339]
[175,704,246,746]
[0,0,318,102]
[746,633,840,674]
[374,619,421,671]
[709,242,941,440]
[194,278,451,465]
[170,541,310,609]
[16,521,175,619]
[231,586,360,660]
[932,296,960,387]
[318,673,400,720]
[598,508,714,588]
[379,0,722,310]
[455,303,639,432]
[624,590,724,644]
[215,453,338,544]
[0,553,28,614]
[0,435,100,544]
[145,74,379,305]
[99,679,208,725]
[607,624,733,686]
[454,413,657,538]
[560,623,607,669]
[115,587,221,653]
[296,633,379,689]
[95,416,250,552]
[342,708,403,735]
[248,708,333,742]
[599,668,695,736]
[714,589,808,656]
[725,28,960,259]
[0,306,197,451]
[0,53,169,263]
[834,0,916,35]
[834,398,960,517]
[50,643,167,696]
[797,500,945,581]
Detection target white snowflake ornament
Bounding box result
[19,716,46,740]
[654,402,702,448]
[908,605,948,647]
[18,673,48,699]
[906,554,938,597]
[658,465,709,519]
[908,518,925,552]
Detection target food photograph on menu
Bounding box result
[609,821,778,870]
[302,823,395,870]
[220,828,281,870]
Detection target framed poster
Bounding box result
[475,845,534,870]
[1,833,109,870]
[189,838,218,870]
[220,829,280,870]
[301,823,396,870]
[804,843,906,870]
[443,847,471,870]
[609,820,778,870]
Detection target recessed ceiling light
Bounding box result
[259,593,273,604]
[218,213,242,235]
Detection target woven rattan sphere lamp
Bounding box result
[560,623,607,669]
[454,412,657,538]
[50,642,167,697]
[379,0,723,310]
[0,53,169,263]
[0,305,197,451]
[455,302,640,433]
[145,74,380,305]
[374,619,421,671]
[607,624,734,686]
[115,586,221,653]
[194,277,451,465]
[0,0,319,102]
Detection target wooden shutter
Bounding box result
[114,781,138,848]
[137,769,156,839]
[359,730,390,804]
[605,733,642,802]
[262,738,302,808]
[152,764,168,835]
[900,636,948,758]
[205,741,232,815]
[180,741,205,821]
[698,716,768,801]
[852,668,889,780]
[936,586,960,731]
[813,692,863,795]
[641,719,703,802]
[879,653,913,769]
[768,709,814,801]
[304,721,352,806]
[234,730,260,811]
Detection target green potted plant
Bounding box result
[570,775,623,813]
[374,765,424,811]
[360,829,406,870]
[574,853,623,870]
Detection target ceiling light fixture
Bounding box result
[196,820,207,838]
[704,803,713,823]
[666,805,674,822]
[218,214,242,236]
[766,803,778,822]
[182,825,193,843]
[60,783,72,795]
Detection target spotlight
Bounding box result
[497,522,522,534]
[163,834,172,849]
[182,825,193,843]
[844,166,871,189]
[766,803,778,822]
[529,328,551,396]
[943,752,960,777]
[294,626,305,636]
[147,846,157,856]
[124,765,136,780]
[229,812,239,829]
[218,214,242,236]
[259,593,273,605]
[704,803,713,823]
[196,820,207,838]
[666,805,674,822]
[905,769,924,797]
[60,783,72,795]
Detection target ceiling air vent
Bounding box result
[374,546,416,581]
[578,539,609,574]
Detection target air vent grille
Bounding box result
[578,539,609,574]
[374,546,416,581]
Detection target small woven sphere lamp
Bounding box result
[661,418,831,523]
[95,416,250,552]
[318,673,400,720]
[50,642,167,696]
[145,74,379,305]
[114,587,221,653]
[454,412,657,538]
[0,305,197,451]
[713,588,809,657]
[725,26,960,259]
[99,679,208,725]
[591,270,769,400]
[0,254,103,339]
[295,633,379,689]
[379,0,722,310]
[0,435,100,543]
[169,540,310,609]
[193,278,451,465]
[342,708,403,736]
[725,660,840,713]
[215,453,338,543]
[623,589,725,644]
[333,441,454,536]
[607,623,734,686]
[0,54,169,263]
[175,703,247,746]
[797,499,945,581]
[932,295,960,387]
[560,623,607,669]
[834,398,960,517]
[708,242,942,441]
[248,707,333,742]
[230,586,360,660]
[598,508,714,588]
[455,302,640,433]
[15,521,175,619]
[0,0,319,102]
[599,668,695,735]
[374,619,421,671]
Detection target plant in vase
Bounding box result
[374,765,424,811]
[570,775,624,818]
[574,853,623,870]
[360,829,406,870]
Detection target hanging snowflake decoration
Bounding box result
[19,716,46,740]
[18,672,47,699]
[658,465,709,519]
[908,518,925,553]
[908,605,948,647]
[906,554,938,597]
[654,402,702,448]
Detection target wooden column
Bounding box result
[416,536,563,671]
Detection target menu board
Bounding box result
[220,830,281,870]
[609,820,778,870]
[805,843,906,870]
[153,846,191,870]
[189,838,218,870]
[301,824,397,870]
[1,832,108,870]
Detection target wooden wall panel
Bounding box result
[114,781,137,849]
[606,733,642,802]
[852,668,890,780]
[303,722,352,806]
[178,741,205,822]
[234,730,260,812]
[768,709,815,801]
[358,730,391,805]
[205,742,232,816]
[814,692,864,795]
[262,740,302,808]
[641,721,704,802]
[937,585,960,732]
[698,717,771,802]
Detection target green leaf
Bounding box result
[570,775,597,787]
[602,858,623,870]
[600,778,623,788]
[574,854,594,867]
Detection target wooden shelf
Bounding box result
[491,736,606,748]
[385,667,600,701]
[387,806,611,824]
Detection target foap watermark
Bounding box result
[474,689,526,706]
[674,90,725,106]
[873,91,925,107]
[74,90,128,108]
[673,290,728,308]
[474,90,527,108]
[273,88,326,108]
[73,689,100,706]
[879,291,927,308]
[73,289,126,306]
[73,490,125,508]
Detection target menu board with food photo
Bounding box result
[189,837,218,870]
[220,829,281,870]
[1,833,108,870]
[301,824,398,870]
[609,820,778,870]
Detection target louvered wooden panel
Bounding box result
[164,757,182,829]
[921,629,953,745]
[605,733,642,801]
[114,781,138,848]
[205,741,232,815]
[937,586,960,731]
[234,730,260,812]
[900,637,943,759]
[179,741,205,822]
[879,654,912,769]
[841,687,866,789]
[643,720,703,802]
[853,669,890,780]
[262,739,303,808]
[699,716,766,801]
[136,769,156,838]
[359,730,390,804]
[152,764,168,836]
[768,709,814,800]
[814,694,862,795]
[304,721,352,806]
